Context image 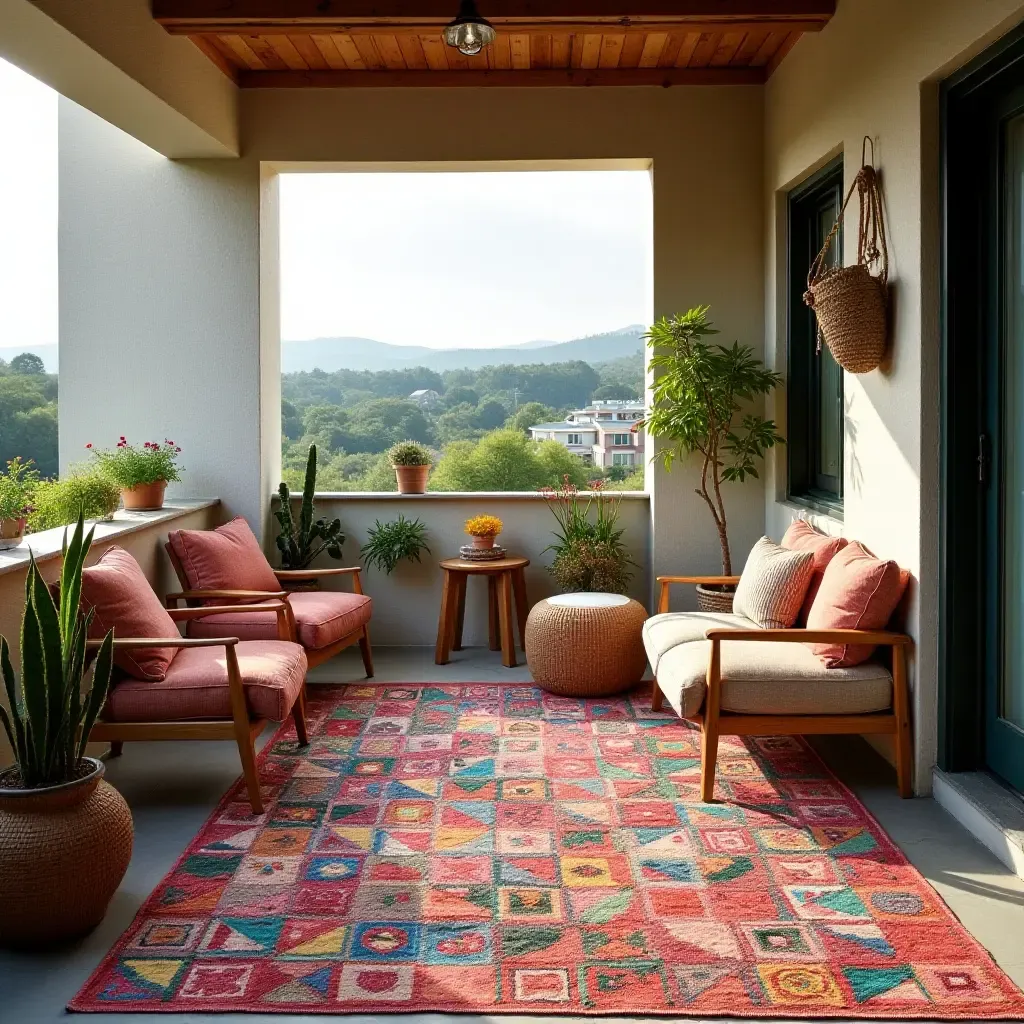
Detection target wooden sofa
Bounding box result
[646,575,913,802]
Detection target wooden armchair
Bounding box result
[649,575,913,801]
[89,601,308,814]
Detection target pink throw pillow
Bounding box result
[805,541,909,667]
[168,516,280,594]
[80,546,180,681]
[781,519,848,625]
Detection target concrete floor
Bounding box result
[3,646,1023,1024]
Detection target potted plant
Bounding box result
[387,440,432,494]
[542,477,634,593]
[89,437,182,511]
[28,469,121,531]
[274,444,345,589]
[0,514,132,947]
[360,515,430,574]
[0,457,38,550]
[641,306,784,611]
[465,514,503,550]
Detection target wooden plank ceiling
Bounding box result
[153,2,836,87]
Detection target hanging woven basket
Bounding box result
[804,138,890,374]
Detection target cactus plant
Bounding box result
[0,513,115,788]
[274,444,346,570]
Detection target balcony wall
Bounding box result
[284,493,651,648]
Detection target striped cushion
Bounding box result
[733,537,815,630]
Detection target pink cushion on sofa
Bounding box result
[168,517,280,594]
[781,520,849,625]
[187,591,372,650]
[805,541,909,667]
[80,546,180,681]
[105,640,306,723]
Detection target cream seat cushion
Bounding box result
[643,612,893,719]
[642,612,758,673]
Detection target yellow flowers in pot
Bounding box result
[465,514,503,550]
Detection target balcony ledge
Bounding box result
[307,491,649,501]
[0,499,221,578]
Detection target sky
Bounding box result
[280,170,653,349]
[0,58,58,357]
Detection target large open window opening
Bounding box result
[277,166,653,494]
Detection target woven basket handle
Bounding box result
[806,136,889,295]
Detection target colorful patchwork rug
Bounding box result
[71,684,1024,1018]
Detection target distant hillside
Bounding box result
[0,345,57,373]
[280,326,644,374]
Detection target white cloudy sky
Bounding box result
[280,170,652,348]
[0,56,652,355]
[0,59,58,353]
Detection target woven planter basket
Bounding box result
[696,584,736,614]
[525,594,648,697]
[804,138,890,375]
[0,758,133,948]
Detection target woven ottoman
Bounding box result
[525,593,649,696]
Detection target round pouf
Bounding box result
[526,593,648,696]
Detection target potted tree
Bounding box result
[0,458,38,550]
[89,437,182,511]
[274,444,345,589]
[641,306,784,611]
[0,514,132,947]
[387,440,432,494]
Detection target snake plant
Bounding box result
[0,513,114,788]
[274,444,345,569]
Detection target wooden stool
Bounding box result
[435,556,530,668]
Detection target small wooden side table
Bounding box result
[435,556,530,668]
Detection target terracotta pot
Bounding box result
[0,517,27,551]
[121,479,167,511]
[471,534,496,550]
[394,465,430,494]
[0,758,133,948]
[695,583,736,613]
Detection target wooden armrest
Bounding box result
[87,637,239,649]
[657,575,741,586]
[705,628,913,646]
[167,602,288,621]
[166,589,287,603]
[274,568,362,580]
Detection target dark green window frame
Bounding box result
[787,158,845,514]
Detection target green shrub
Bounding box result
[386,440,432,467]
[29,470,121,532]
[361,515,430,574]
[0,457,38,520]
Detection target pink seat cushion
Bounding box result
[80,546,180,681]
[780,520,849,625]
[105,640,306,723]
[187,591,372,650]
[806,541,910,667]
[168,517,281,595]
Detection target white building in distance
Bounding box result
[528,400,645,470]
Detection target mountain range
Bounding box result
[280,325,645,374]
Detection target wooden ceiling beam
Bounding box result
[153,1,836,30]
[237,66,767,87]
[175,18,827,36]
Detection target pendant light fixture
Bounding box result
[443,0,496,56]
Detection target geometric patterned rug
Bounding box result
[70,683,1024,1018]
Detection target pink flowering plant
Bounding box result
[88,437,183,488]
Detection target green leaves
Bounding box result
[641,306,785,575]
[1,512,114,788]
[360,516,430,575]
[273,444,347,570]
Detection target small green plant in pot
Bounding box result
[28,469,121,532]
[89,437,182,511]
[387,441,432,494]
[274,444,345,588]
[542,477,635,594]
[361,515,430,574]
[0,458,38,550]
[0,514,133,947]
[641,306,784,611]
